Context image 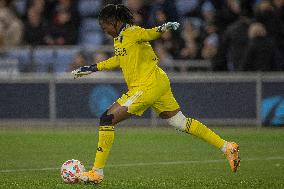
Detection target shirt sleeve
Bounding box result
[133,26,162,42]
[96,56,120,71]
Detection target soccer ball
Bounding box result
[60,159,85,184]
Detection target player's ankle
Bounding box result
[93,167,104,175]
[220,141,228,153]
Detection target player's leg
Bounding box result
[81,87,152,183]
[153,87,240,172]
[80,102,132,183]
[160,109,240,172]
[160,109,226,149]
[94,102,132,170]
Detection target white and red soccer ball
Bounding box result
[60,159,85,184]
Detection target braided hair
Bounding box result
[98,4,134,25]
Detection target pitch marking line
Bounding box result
[1,156,283,173]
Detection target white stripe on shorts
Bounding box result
[122,90,143,107]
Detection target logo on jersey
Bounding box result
[115,47,127,56]
[97,147,103,152]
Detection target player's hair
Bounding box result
[98,4,134,25]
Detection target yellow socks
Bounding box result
[94,126,115,169]
[184,118,225,149]
[92,118,224,171]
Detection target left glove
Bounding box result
[71,64,98,79]
[157,22,180,32]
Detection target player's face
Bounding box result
[100,21,119,38]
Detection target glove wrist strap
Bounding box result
[90,64,98,72]
[156,25,164,33]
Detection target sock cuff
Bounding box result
[99,126,115,131]
[166,111,187,130]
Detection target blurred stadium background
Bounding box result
[0,0,283,126]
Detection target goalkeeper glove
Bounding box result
[157,22,180,32]
[71,64,98,79]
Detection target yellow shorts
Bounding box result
[117,84,180,116]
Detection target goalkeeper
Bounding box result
[72,4,240,184]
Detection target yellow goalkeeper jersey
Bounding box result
[97,24,168,89]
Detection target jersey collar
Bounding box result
[118,23,127,34]
[115,23,132,43]
[118,24,132,35]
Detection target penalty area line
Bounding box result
[0,156,283,173]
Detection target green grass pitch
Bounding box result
[0,126,284,189]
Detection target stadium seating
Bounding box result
[33,48,55,72]
[5,48,32,72]
[78,0,102,17]
[79,32,104,48]
[6,48,31,65]
[14,0,27,16]
[0,58,19,75]
[80,18,101,33]
[54,47,80,73]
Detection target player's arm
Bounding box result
[71,56,119,79]
[135,22,180,42]
[96,56,120,70]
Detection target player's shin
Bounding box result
[79,125,114,183]
[93,126,115,174]
[166,111,226,149]
[184,118,225,149]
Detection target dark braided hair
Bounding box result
[98,4,134,25]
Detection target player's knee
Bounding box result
[166,111,187,131]
[100,111,114,126]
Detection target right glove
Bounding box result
[71,64,98,79]
[157,22,180,32]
